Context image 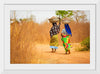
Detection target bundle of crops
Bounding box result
[62,17,71,24]
[48,16,59,23]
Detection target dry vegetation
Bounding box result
[10,20,90,64]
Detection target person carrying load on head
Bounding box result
[61,17,72,54]
[48,16,61,52]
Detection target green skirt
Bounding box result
[50,34,59,47]
[61,35,72,52]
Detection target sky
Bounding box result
[10,10,90,23]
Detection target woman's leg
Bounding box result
[68,50,70,54]
[65,48,68,54]
[52,48,53,52]
[55,49,56,52]
[68,49,70,54]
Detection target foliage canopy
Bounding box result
[56,10,73,19]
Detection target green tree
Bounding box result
[56,10,73,19]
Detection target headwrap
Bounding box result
[64,24,72,36]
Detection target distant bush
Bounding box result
[74,37,90,51]
[74,46,82,51]
[80,37,90,51]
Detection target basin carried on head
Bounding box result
[62,17,71,24]
[49,16,59,23]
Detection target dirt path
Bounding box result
[31,44,90,64]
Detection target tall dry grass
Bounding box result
[10,20,90,63]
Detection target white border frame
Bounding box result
[1,0,100,74]
[4,4,95,71]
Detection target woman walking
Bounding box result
[61,18,72,54]
[49,16,61,52]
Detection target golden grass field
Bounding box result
[10,20,90,64]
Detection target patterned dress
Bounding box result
[61,28,72,52]
[50,23,60,49]
[61,35,72,52]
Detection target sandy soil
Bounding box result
[30,44,90,64]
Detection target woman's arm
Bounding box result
[58,17,61,27]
